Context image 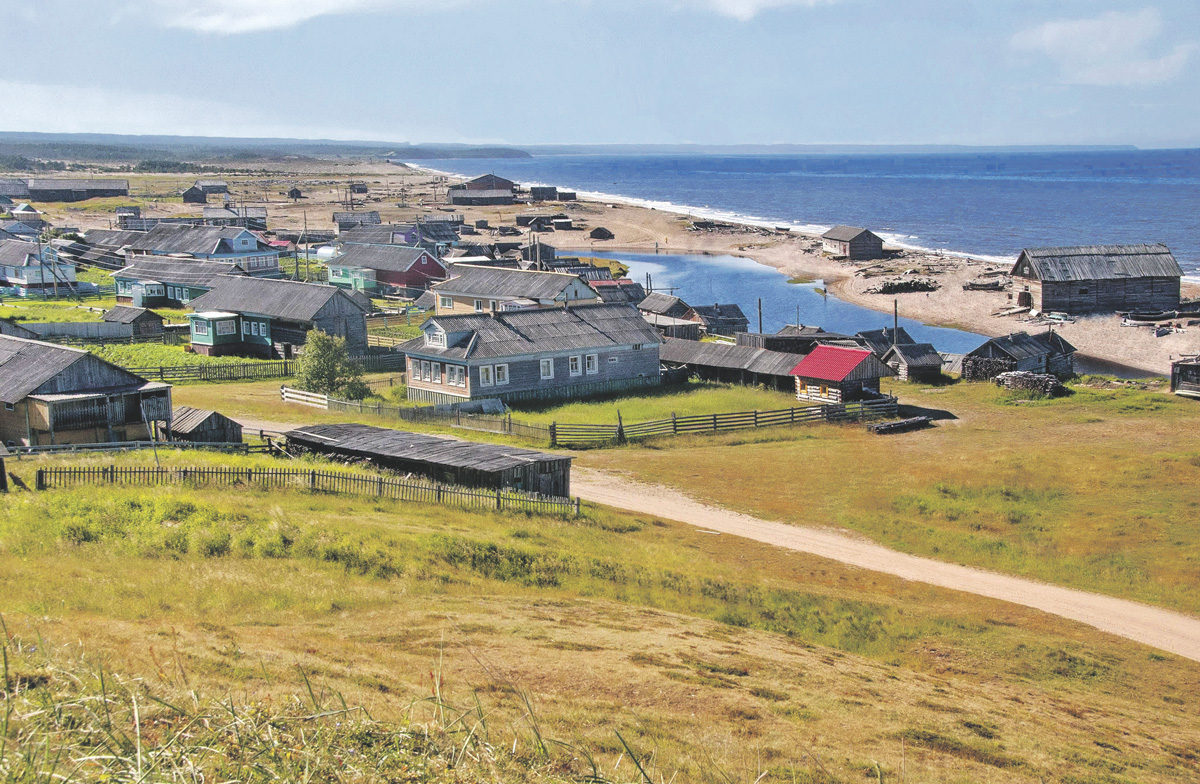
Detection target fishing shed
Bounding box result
[1171,358,1200,399]
[1010,244,1182,314]
[821,226,884,260]
[284,423,572,497]
[789,345,893,403]
[168,406,243,444]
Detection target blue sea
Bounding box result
[417,149,1200,352]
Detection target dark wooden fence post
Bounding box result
[35,469,44,491]
[617,411,625,444]
[574,497,581,517]
[672,412,677,434]
[549,422,557,448]
[495,489,502,511]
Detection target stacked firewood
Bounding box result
[993,371,1067,397]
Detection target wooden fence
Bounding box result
[123,353,404,384]
[35,465,579,516]
[278,386,897,448]
[7,440,252,457]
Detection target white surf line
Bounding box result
[573,468,1200,662]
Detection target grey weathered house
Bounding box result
[102,305,164,336]
[333,211,382,233]
[181,185,207,204]
[431,266,600,315]
[168,406,243,444]
[821,226,885,260]
[638,292,691,320]
[685,304,749,337]
[400,303,662,405]
[963,331,1076,379]
[881,342,943,382]
[1010,244,1182,314]
[0,335,172,446]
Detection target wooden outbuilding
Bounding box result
[881,342,943,382]
[285,422,572,496]
[962,331,1076,379]
[1010,244,1182,314]
[181,185,207,204]
[660,338,803,391]
[102,305,164,336]
[1171,358,1200,399]
[790,345,893,403]
[685,304,749,337]
[288,187,303,201]
[589,226,614,241]
[737,325,859,354]
[168,406,242,444]
[821,226,884,260]
[638,292,691,319]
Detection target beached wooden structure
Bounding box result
[790,345,893,403]
[285,422,572,496]
[1171,358,1200,399]
[1010,244,1182,314]
[168,406,242,444]
[821,226,884,260]
[881,342,943,382]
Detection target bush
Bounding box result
[296,329,366,397]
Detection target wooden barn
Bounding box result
[168,406,243,444]
[881,342,943,382]
[1171,358,1200,399]
[181,185,207,204]
[589,226,614,240]
[195,180,229,195]
[530,186,558,201]
[102,305,164,336]
[26,179,129,202]
[284,423,572,496]
[685,303,749,337]
[660,338,804,391]
[288,186,303,200]
[736,325,859,354]
[452,174,516,193]
[642,313,703,340]
[821,226,884,260]
[1010,244,1182,314]
[790,345,893,403]
[962,331,1076,379]
[638,292,691,320]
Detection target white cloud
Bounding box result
[679,0,837,22]
[1013,8,1196,86]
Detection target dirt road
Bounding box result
[573,468,1200,662]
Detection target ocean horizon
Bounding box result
[414,149,1200,278]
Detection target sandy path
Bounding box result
[573,468,1200,662]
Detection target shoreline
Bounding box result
[410,162,1198,377]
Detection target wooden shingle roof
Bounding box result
[822,225,873,242]
[1013,244,1181,282]
[967,331,1077,362]
[660,338,805,377]
[0,335,153,405]
[432,265,586,301]
[638,292,686,315]
[881,342,943,368]
[189,278,369,322]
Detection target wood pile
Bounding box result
[866,278,940,295]
[994,371,1068,397]
[963,280,1006,291]
[867,416,933,435]
[961,356,1015,381]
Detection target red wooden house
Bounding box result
[789,345,893,403]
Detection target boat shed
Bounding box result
[660,337,805,391]
[284,423,572,497]
[1010,244,1182,314]
[168,406,243,444]
[821,226,884,260]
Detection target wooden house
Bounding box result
[203,206,268,231]
[112,258,246,307]
[115,206,141,219]
[736,325,858,354]
[821,226,884,260]
[285,423,572,496]
[685,304,749,337]
[0,334,172,446]
[338,223,419,246]
[589,278,646,304]
[195,180,229,195]
[452,174,516,193]
[1170,358,1200,399]
[642,312,703,340]
[349,181,369,195]
[790,345,893,403]
[328,245,447,293]
[25,179,129,202]
[963,331,1076,379]
[589,226,614,240]
[881,342,943,382]
[855,327,916,357]
[399,303,662,406]
[0,240,76,293]
[126,224,280,276]
[333,211,382,233]
[1010,244,1182,314]
[168,406,243,444]
[558,191,577,201]
[530,186,558,201]
[288,186,303,200]
[638,292,691,320]
[187,277,370,358]
[102,305,164,336]
[660,338,803,391]
[430,265,599,315]
[181,185,207,204]
[0,220,41,240]
[448,189,515,206]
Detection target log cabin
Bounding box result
[1010,244,1182,314]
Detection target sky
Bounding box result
[1,0,1198,148]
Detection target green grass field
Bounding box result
[2,449,1199,782]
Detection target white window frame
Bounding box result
[489,299,498,312]
[480,365,494,387]
[216,320,237,336]
[193,320,209,336]
[585,354,598,375]
[494,364,508,385]
[569,355,582,377]
[242,321,250,335]
[426,330,445,348]
[540,358,554,380]
[439,295,453,310]
[448,365,465,387]
[474,299,484,312]
[431,361,441,384]
[251,322,259,336]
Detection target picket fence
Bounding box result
[34,465,579,517]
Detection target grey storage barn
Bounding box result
[1010,244,1182,315]
[660,338,805,391]
[881,342,943,382]
[168,406,243,444]
[963,331,1076,379]
[26,179,129,202]
[102,305,164,336]
[285,423,572,496]
[821,226,884,260]
[1171,358,1200,399]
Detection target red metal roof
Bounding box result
[788,345,874,382]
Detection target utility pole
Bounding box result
[757,298,763,334]
[303,211,310,282]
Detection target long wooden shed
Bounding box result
[284,423,572,497]
[1010,244,1182,314]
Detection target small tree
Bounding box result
[296,329,368,399]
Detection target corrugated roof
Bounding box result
[638,292,686,315]
[822,225,873,242]
[129,224,264,255]
[188,277,369,322]
[339,223,415,245]
[113,258,247,287]
[688,304,749,326]
[418,221,460,242]
[0,238,43,267]
[1015,244,1182,282]
[789,345,880,382]
[882,342,943,367]
[0,179,29,198]
[432,265,587,300]
[333,245,442,274]
[404,303,661,360]
[203,207,268,219]
[83,228,145,249]
[285,422,566,472]
[333,211,381,225]
[660,338,805,377]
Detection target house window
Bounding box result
[251,322,259,336]
[181,288,191,303]
[422,361,432,382]
[608,356,619,364]
[632,344,643,350]
[242,321,250,335]
[480,365,494,387]
[447,365,465,386]
[216,320,237,336]
[489,299,498,312]
[569,355,582,376]
[585,354,598,374]
[474,299,484,312]
[193,321,209,336]
[431,362,441,384]
[1080,288,1089,295]
[439,295,452,309]
[540,358,554,380]
[819,384,828,396]
[494,364,508,385]
[427,330,445,347]
[4,402,14,411]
